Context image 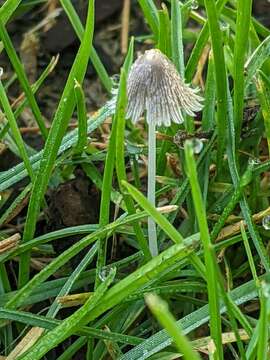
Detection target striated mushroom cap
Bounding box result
[126,49,204,127]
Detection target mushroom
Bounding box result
[127,49,203,256]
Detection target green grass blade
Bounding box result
[201,51,215,131]
[203,0,228,175]
[210,164,253,241]
[57,339,87,360]
[95,106,117,287]
[6,238,199,343]
[0,308,142,345]
[119,272,266,360]
[257,283,270,360]
[255,74,270,157]
[0,253,142,308]
[4,211,150,311]
[122,180,206,277]
[245,34,270,89]
[146,294,201,360]
[171,0,184,77]
[59,0,112,92]
[185,0,228,82]
[73,79,87,155]
[122,181,183,245]
[46,245,97,318]
[0,0,22,25]
[138,0,159,40]
[115,47,151,260]
[241,225,259,286]
[184,141,223,360]
[0,77,34,180]
[233,0,253,143]
[19,269,116,360]
[226,80,270,272]
[86,239,199,323]
[0,105,113,192]
[157,4,171,57]
[158,132,217,246]
[2,55,58,138]
[95,38,140,282]
[0,21,48,139]
[19,0,96,287]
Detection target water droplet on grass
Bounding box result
[191,138,203,154]
[262,215,270,230]
[99,267,110,282]
[248,157,261,166]
[190,0,199,10]
[261,281,270,297]
[143,349,149,357]
[111,74,120,90]
[111,74,120,83]
[219,21,229,31]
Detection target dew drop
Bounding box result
[190,0,199,10]
[111,74,120,83]
[261,281,270,298]
[142,349,149,357]
[219,21,229,31]
[248,157,261,166]
[111,74,120,91]
[98,267,110,282]
[262,215,270,230]
[191,138,203,154]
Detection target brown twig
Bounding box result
[121,0,131,54]
[44,0,59,32]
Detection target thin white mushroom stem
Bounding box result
[147,119,158,256]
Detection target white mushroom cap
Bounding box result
[126,49,204,127]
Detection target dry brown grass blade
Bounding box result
[20,32,39,84]
[193,45,210,89]
[192,329,249,355]
[0,233,20,254]
[216,206,270,242]
[57,292,92,308]
[6,327,44,360]
[1,193,30,226]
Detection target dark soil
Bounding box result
[46,167,100,267]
